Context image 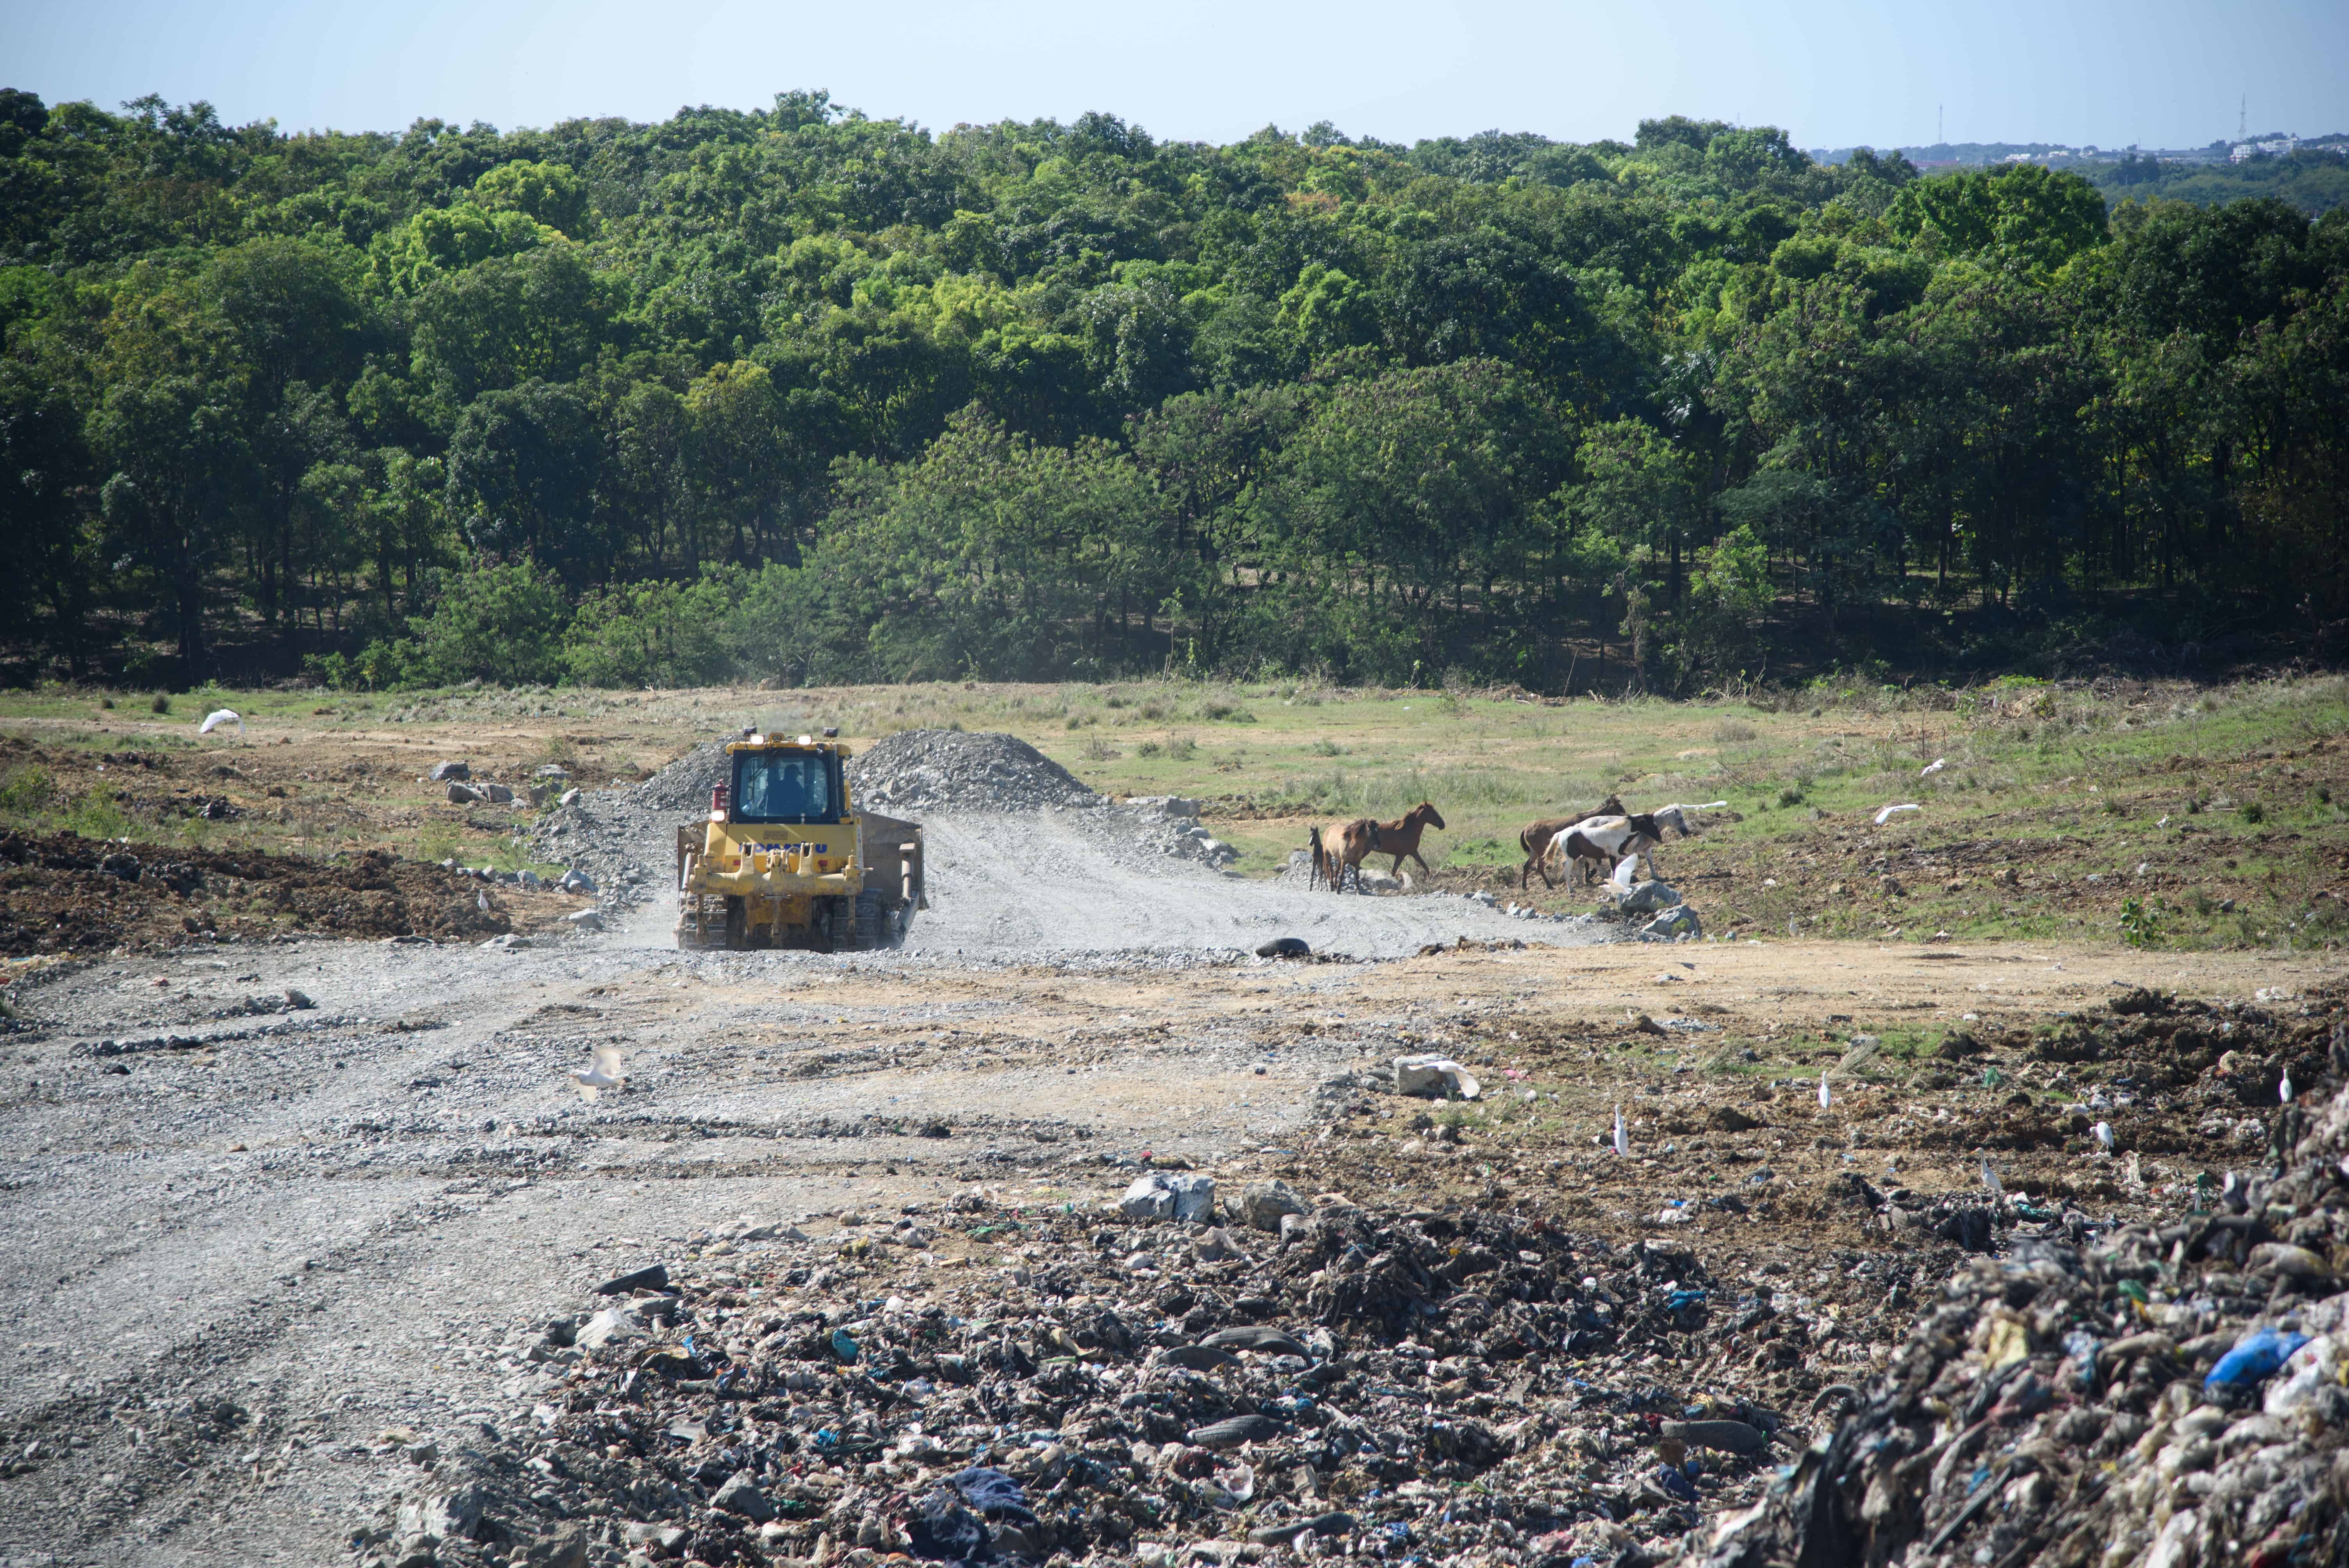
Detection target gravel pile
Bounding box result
[1705,1001,2349,1568]
[344,1181,1895,1568]
[527,733,1098,911]
[528,746,739,908]
[847,731,1100,813]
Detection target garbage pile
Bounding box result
[1704,1014,2349,1568]
[847,731,1100,813]
[348,1190,1879,1568]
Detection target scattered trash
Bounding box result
[1392,1055,1480,1100]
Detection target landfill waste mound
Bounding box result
[847,730,1100,813]
[0,830,542,953]
[344,1190,1930,1568]
[1704,1007,2349,1568]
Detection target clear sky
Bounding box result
[8,0,2345,151]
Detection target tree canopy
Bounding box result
[4,87,2345,691]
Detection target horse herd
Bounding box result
[1305,795,1711,894]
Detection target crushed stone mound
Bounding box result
[0,831,543,953]
[629,741,734,815]
[845,729,1099,812]
[1707,990,2349,1568]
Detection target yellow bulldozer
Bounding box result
[674,729,925,951]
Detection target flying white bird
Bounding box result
[1875,804,1922,826]
[1981,1158,2003,1197]
[198,709,243,736]
[2281,1071,2294,1104]
[569,1044,626,1101]
[2092,1121,2114,1151]
[1818,1076,1832,1110]
[1613,1107,1629,1157]
[1610,854,1640,893]
[1920,759,1946,777]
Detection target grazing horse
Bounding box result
[1555,807,1691,887]
[1370,802,1446,880]
[1309,817,1381,893]
[1517,795,1625,889]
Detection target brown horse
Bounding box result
[1308,818,1380,892]
[1371,802,1446,880]
[1517,794,1624,888]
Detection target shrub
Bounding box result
[376,558,572,688]
[149,692,171,714]
[563,567,746,688]
[2119,896,2167,949]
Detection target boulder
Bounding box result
[1164,1171,1217,1223]
[1238,1180,1308,1233]
[394,1485,484,1544]
[429,761,471,782]
[1640,905,1702,940]
[1121,1174,1176,1221]
[1616,879,1683,914]
[711,1472,774,1521]
[574,1307,647,1351]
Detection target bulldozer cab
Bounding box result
[730,747,840,825]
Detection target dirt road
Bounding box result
[0,793,2333,1565]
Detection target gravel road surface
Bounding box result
[0,783,1609,1566]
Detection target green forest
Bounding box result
[2,88,2345,694]
[2089,147,2349,214]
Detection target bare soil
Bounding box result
[0,829,592,955]
[0,697,2342,1567]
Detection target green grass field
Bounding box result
[3,672,2344,952]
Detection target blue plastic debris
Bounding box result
[831,1328,860,1364]
[2062,1329,2099,1388]
[1654,1463,1699,1502]
[2206,1327,2311,1390]
[947,1466,1035,1524]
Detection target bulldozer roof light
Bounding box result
[798,734,813,745]
[822,726,839,738]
